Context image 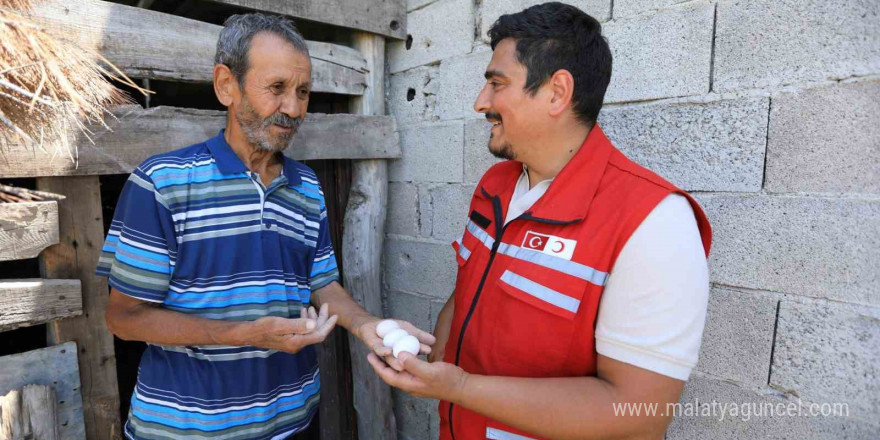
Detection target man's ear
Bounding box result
[213,64,238,107]
[547,69,575,118]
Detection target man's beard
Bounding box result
[486,111,514,160]
[235,97,303,153]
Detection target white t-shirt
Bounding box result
[505,168,709,381]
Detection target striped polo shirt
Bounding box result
[96,130,339,440]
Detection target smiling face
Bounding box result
[231,32,311,153]
[473,38,551,161]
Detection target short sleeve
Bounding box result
[309,205,340,292]
[595,194,710,381]
[95,168,177,303]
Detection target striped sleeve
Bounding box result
[309,205,340,292]
[95,168,176,303]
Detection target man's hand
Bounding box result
[356,318,436,371]
[367,351,468,401]
[245,303,338,354]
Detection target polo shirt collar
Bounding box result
[206,130,301,187]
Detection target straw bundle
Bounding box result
[0,0,145,162]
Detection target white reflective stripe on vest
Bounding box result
[499,270,580,314]
[456,237,472,260]
[465,219,609,286]
[486,427,538,440]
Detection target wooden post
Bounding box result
[36,176,121,440]
[343,32,398,440]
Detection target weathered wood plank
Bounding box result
[0,279,83,332]
[209,0,407,40]
[26,0,368,94]
[0,385,61,440]
[37,177,121,440]
[344,33,398,440]
[0,343,85,440]
[0,202,59,262]
[0,106,400,178]
[22,385,61,440]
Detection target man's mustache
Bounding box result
[485,112,502,123]
[264,113,303,131]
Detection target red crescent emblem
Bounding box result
[552,241,565,253]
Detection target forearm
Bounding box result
[450,374,673,440]
[107,298,248,347]
[430,294,454,360]
[311,281,373,337]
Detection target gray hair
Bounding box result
[214,13,310,85]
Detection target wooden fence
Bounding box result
[0,1,404,438]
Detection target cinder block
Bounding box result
[389,121,464,183]
[386,290,434,334]
[384,238,457,298]
[766,80,880,194]
[393,389,435,440]
[714,0,880,92]
[613,0,691,18]
[388,66,438,127]
[388,0,474,73]
[599,95,768,191]
[429,184,477,242]
[668,374,878,439]
[696,194,880,305]
[464,118,503,183]
[696,288,777,387]
[388,182,420,237]
[603,1,713,103]
[770,300,880,421]
[431,49,493,121]
[479,0,611,41]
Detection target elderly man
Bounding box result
[369,3,712,440]
[98,14,433,440]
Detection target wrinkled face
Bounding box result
[473,39,545,160]
[233,32,311,152]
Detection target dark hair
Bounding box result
[215,13,309,85]
[488,2,612,125]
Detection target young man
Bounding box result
[369,3,712,439]
[99,14,432,439]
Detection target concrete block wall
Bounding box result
[384,1,880,438]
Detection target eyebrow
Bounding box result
[484,70,508,80]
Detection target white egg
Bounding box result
[392,335,420,358]
[376,319,401,338]
[382,328,409,348]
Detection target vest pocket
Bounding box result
[491,263,588,373]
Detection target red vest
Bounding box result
[439,126,712,440]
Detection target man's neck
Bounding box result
[225,122,282,187]
[523,122,593,188]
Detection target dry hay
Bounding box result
[0,0,148,164]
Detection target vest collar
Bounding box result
[206,130,302,187]
[478,124,614,224]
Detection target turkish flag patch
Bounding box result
[522,231,576,261]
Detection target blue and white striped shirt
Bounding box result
[96,130,339,440]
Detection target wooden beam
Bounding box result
[0,342,85,440]
[0,385,61,440]
[0,106,400,178]
[343,33,398,440]
[37,177,121,440]
[209,0,407,40]
[0,201,59,262]
[0,279,83,332]
[26,0,368,94]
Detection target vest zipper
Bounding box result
[447,190,581,439]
